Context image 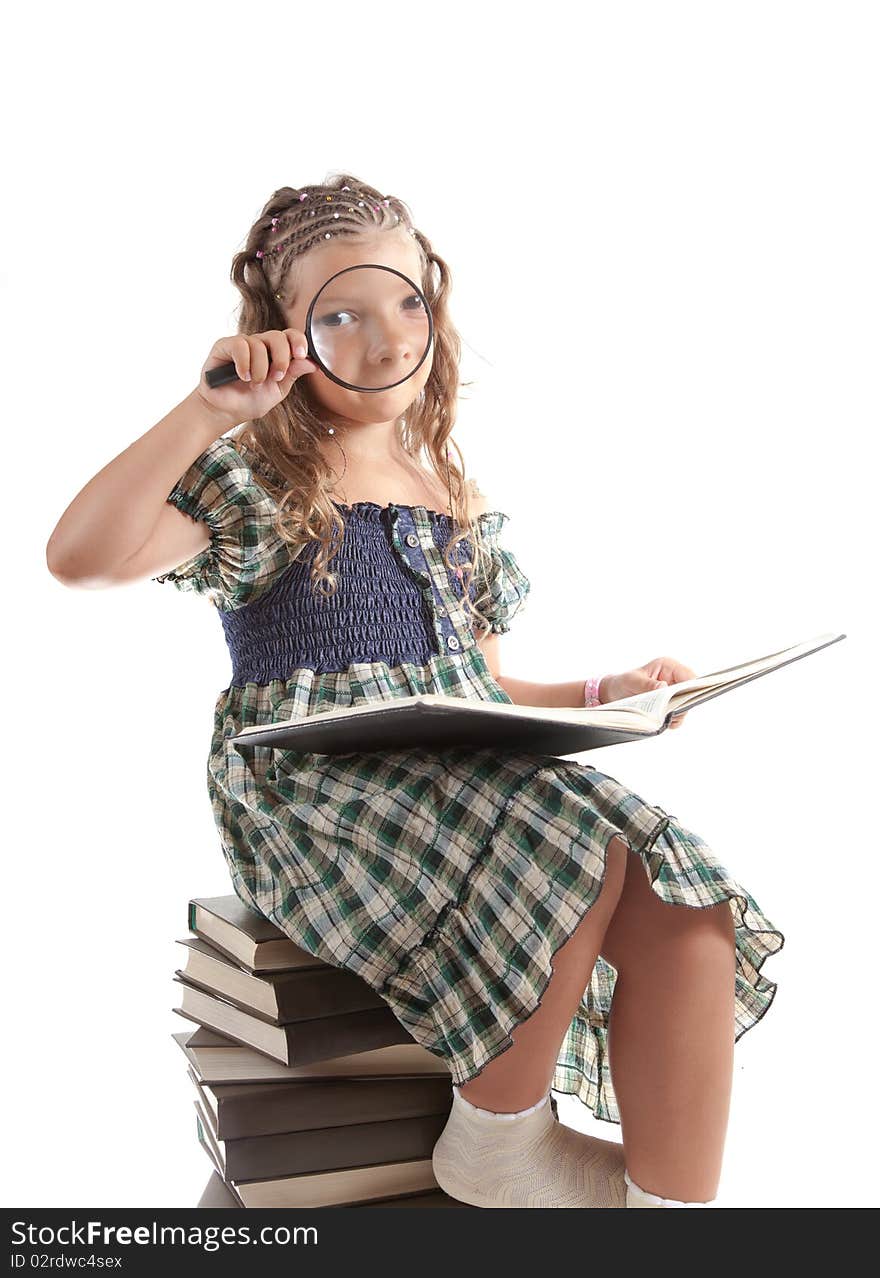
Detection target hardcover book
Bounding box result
[229,631,845,756]
[172,977,417,1067]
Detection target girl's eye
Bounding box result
[317,297,424,328]
[318,310,355,328]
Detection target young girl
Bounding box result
[47,173,784,1210]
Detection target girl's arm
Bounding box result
[495,672,608,708]
[468,483,608,708]
[46,389,232,586]
[478,630,607,707]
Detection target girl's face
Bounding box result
[280,231,434,436]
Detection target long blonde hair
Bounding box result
[229,171,494,632]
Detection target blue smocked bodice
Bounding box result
[218,501,476,684]
[153,437,532,691]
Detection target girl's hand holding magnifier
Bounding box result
[196,327,318,429]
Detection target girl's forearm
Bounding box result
[45,389,231,584]
[496,675,610,709]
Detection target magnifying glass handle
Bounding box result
[205,361,241,390]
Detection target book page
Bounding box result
[600,686,673,716]
[586,632,844,718]
[697,631,840,680]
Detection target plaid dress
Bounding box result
[155,435,785,1125]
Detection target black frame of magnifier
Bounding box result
[304,263,434,392]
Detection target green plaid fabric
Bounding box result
[152,437,530,629]
[155,437,785,1125]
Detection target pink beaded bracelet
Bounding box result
[584,676,605,707]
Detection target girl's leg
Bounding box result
[458,836,630,1112]
[599,847,736,1203]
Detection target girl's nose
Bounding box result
[368,327,414,364]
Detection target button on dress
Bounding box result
[154,436,785,1125]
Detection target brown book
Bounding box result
[191,1083,449,1181]
[173,979,415,1067]
[188,895,323,974]
[194,1100,441,1206]
[196,1159,470,1210]
[175,935,387,1020]
[172,1027,450,1084]
[197,1119,447,1206]
[186,1060,452,1141]
[173,1026,555,1118]
[355,1190,475,1208]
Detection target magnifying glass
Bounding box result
[204,264,434,393]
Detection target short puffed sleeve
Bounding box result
[468,511,532,634]
[152,437,297,611]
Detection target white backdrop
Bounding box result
[4,0,876,1209]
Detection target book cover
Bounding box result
[172,979,416,1067]
[188,896,322,974]
[228,631,846,757]
[171,1027,450,1083]
[175,935,387,1021]
[187,1060,452,1140]
[194,1094,448,1182]
[195,1109,439,1208]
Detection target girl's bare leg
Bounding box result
[599,848,737,1203]
[458,836,629,1112]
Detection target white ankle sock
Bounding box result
[452,1085,550,1121]
[624,1168,714,1208]
[432,1085,627,1208]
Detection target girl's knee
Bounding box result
[602,864,735,971]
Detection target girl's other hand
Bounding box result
[600,656,697,729]
[195,328,318,428]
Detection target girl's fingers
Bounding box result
[248,339,269,383]
[265,331,291,379]
[286,330,309,361]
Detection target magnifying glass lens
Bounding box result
[306,265,432,393]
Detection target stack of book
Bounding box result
[175,894,541,1208]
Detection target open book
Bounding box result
[229,631,845,759]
